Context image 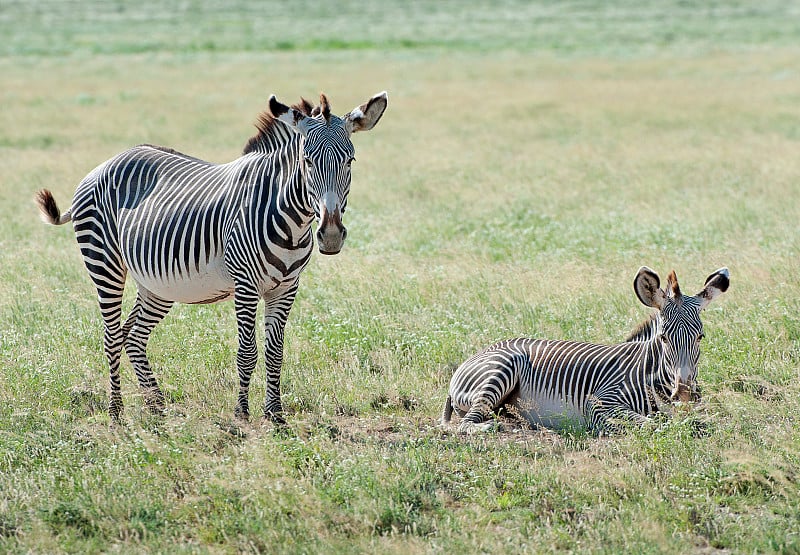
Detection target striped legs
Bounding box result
[124,289,174,414]
[98,283,173,419]
[77,217,129,420]
[459,398,499,433]
[262,280,299,422]
[97,287,126,420]
[586,395,650,435]
[232,280,298,423]
[455,362,520,433]
[233,283,259,419]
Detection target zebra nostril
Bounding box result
[341,227,347,241]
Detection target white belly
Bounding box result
[130,256,234,304]
[512,391,586,430]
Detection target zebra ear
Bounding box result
[345,91,388,134]
[634,266,666,309]
[269,95,310,135]
[697,267,730,309]
[666,270,682,298]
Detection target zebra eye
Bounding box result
[659,334,668,344]
[304,157,313,168]
[698,333,705,341]
[346,157,355,167]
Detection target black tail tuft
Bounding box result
[441,394,454,425]
[34,189,67,225]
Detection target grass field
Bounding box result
[2,1,800,553]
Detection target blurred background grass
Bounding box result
[2,0,799,56]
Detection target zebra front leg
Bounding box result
[262,281,299,424]
[587,395,649,435]
[233,284,260,419]
[124,290,173,415]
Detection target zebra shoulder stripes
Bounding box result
[442,266,729,434]
[34,91,388,422]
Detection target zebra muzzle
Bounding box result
[316,199,347,255]
[671,380,699,403]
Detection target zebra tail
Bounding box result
[441,394,454,426]
[34,189,72,225]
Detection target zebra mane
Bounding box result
[243,97,316,155]
[624,313,659,342]
[136,144,209,164]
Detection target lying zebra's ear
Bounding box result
[345,91,388,134]
[666,270,682,298]
[697,267,730,309]
[269,95,310,135]
[634,266,666,309]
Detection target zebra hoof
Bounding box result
[234,406,250,421]
[145,403,166,417]
[264,410,286,426]
[144,392,166,416]
[457,420,499,434]
[109,399,124,421]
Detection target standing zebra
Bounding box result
[34,91,388,421]
[442,266,729,434]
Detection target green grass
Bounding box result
[2,1,800,553]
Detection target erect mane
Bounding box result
[624,313,659,342]
[242,97,316,155]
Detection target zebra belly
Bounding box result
[511,390,587,430]
[128,257,235,304]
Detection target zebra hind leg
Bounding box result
[454,363,521,434]
[457,400,500,434]
[124,289,174,415]
[76,225,128,420]
[96,288,126,420]
[121,297,142,343]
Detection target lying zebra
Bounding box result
[442,266,729,434]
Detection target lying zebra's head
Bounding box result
[269,91,388,255]
[634,266,730,402]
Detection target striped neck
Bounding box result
[621,314,673,407]
[642,326,674,406]
[273,138,315,230]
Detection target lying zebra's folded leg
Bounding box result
[457,399,498,433]
[595,408,651,436]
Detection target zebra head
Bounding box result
[634,266,730,402]
[269,91,388,255]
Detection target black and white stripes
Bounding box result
[442,267,730,434]
[35,91,388,421]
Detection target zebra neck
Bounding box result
[644,339,673,402]
[256,134,315,222]
[280,140,315,222]
[245,117,300,157]
[279,166,315,226]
